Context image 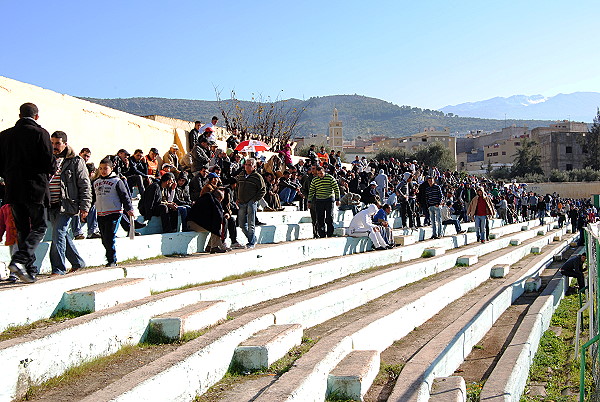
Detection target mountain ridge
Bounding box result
[80,94,589,140]
[441,92,599,122]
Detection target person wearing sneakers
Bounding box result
[0,103,56,283]
[93,159,134,267]
[467,187,495,243]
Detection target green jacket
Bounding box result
[236,171,266,204]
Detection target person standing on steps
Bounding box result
[0,103,56,283]
[308,166,340,238]
[467,187,495,244]
[424,176,443,239]
[93,159,134,267]
[48,131,92,275]
[236,158,266,249]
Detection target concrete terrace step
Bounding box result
[0,268,124,332]
[0,220,553,400]
[232,324,303,370]
[0,228,477,401]
[479,269,569,401]
[0,218,545,334]
[326,350,380,401]
[429,376,467,402]
[252,229,567,402]
[148,300,228,341]
[76,224,551,402]
[0,217,549,335]
[386,234,574,402]
[0,208,318,275]
[63,278,151,312]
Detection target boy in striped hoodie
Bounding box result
[94,159,134,267]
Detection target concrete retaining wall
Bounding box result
[0,76,178,167]
[524,181,600,199]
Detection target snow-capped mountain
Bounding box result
[440,92,600,122]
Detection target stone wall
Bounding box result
[0,76,180,165]
[524,181,600,199]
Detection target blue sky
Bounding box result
[1,0,598,110]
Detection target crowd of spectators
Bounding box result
[1,104,598,284]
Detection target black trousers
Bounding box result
[225,216,237,243]
[11,203,47,273]
[561,267,585,288]
[400,200,415,228]
[314,199,335,238]
[98,213,121,264]
[152,205,179,233]
[126,175,145,195]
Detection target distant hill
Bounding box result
[81,95,560,139]
[440,92,600,122]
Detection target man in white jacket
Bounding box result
[347,204,388,250]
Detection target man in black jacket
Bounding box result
[188,121,201,151]
[0,103,55,283]
[561,253,586,289]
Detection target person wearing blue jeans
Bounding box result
[278,170,301,206]
[94,159,134,267]
[48,207,86,274]
[467,187,495,244]
[71,204,100,239]
[279,187,297,205]
[238,201,258,247]
[48,131,92,275]
[235,158,266,249]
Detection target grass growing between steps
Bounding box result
[150,270,265,294]
[521,291,595,401]
[151,257,328,295]
[466,380,484,402]
[227,336,317,376]
[20,344,149,401]
[195,336,317,402]
[0,309,90,342]
[325,389,359,401]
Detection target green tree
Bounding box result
[582,108,600,170]
[373,142,455,170]
[412,142,456,171]
[511,137,543,177]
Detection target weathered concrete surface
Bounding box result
[233,324,302,370]
[430,376,466,402]
[387,233,573,402]
[0,268,124,332]
[327,350,380,401]
[479,272,568,402]
[63,278,150,312]
[148,300,227,340]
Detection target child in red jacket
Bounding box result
[0,204,18,282]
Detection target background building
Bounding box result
[531,120,588,174]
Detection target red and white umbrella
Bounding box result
[235,140,270,153]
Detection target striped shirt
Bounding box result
[308,173,340,201]
[49,158,64,204]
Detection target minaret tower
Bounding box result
[328,107,343,152]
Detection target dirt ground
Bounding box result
[22,343,180,401]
